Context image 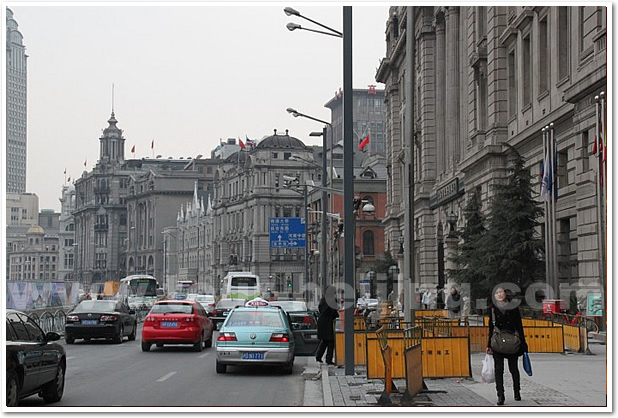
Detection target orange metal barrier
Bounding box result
[524,326,564,353]
[562,324,584,352]
[404,327,424,398]
[421,337,471,378]
[367,330,407,379]
[334,331,370,366]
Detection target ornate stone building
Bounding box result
[376,6,607,302]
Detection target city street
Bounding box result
[16,328,307,408]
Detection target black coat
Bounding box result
[317,297,339,341]
[487,303,528,356]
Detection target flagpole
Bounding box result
[542,127,551,291]
[549,123,558,294]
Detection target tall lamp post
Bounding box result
[285,5,354,376]
[286,108,330,292]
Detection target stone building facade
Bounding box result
[376,6,607,302]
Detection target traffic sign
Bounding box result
[269,217,306,249]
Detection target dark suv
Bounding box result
[6,309,66,407]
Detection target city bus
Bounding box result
[222,272,260,301]
[118,275,159,310]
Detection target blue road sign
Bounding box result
[269,217,306,249]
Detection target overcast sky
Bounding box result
[6,2,392,212]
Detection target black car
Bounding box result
[65,299,138,344]
[6,309,66,407]
[211,298,245,328]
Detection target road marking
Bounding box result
[156,372,176,382]
[66,356,76,360]
[198,352,211,359]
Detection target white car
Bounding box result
[189,294,216,314]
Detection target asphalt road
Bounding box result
[17,328,308,408]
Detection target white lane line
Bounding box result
[156,372,177,382]
[66,356,76,360]
[198,352,211,359]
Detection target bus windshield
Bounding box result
[231,277,257,287]
[128,279,157,297]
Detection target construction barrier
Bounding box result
[468,326,490,352]
[403,326,424,398]
[367,329,407,379]
[334,331,370,367]
[562,323,585,352]
[523,326,564,353]
[522,318,560,327]
[415,309,449,318]
[421,336,471,378]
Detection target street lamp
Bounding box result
[285,5,354,376]
[447,211,458,238]
[284,7,343,38]
[286,108,330,292]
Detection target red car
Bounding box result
[141,300,214,352]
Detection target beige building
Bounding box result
[376,6,607,305]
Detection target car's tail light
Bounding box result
[269,333,289,342]
[208,303,215,307]
[302,315,313,324]
[217,332,237,341]
[146,316,156,322]
[100,315,117,322]
[185,316,196,322]
[212,310,217,316]
[66,315,79,322]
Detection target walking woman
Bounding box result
[316,286,340,365]
[486,287,528,405]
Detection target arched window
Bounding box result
[362,230,375,255]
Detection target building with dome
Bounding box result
[209,129,320,298]
[8,224,59,282]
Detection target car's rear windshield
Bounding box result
[74,300,116,312]
[226,311,284,328]
[217,299,244,308]
[270,301,307,312]
[151,303,194,314]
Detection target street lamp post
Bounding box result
[286,108,330,292]
[285,5,354,376]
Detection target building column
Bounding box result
[445,6,461,170]
[434,13,446,175]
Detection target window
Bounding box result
[363,230,375,256]
[539,16,549,93]
[522,34,531,107]
[508,49,517,117]
[558,7,570,80]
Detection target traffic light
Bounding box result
[287,280,292,289]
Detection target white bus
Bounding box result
[222,272,260,301]
[118,275,159,309]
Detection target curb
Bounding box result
[321,364,334,406]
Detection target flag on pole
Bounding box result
[64,168,67,175]
[67,176,71,183]
[239,138,246,150]
[358,135,370,151]
[131,145,136,153]
[540,148,551,200]
[246,135,255,148]
[592,107,605,187]
[151,139,154,149]
[84,159,87,167]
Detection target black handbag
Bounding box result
[490,308,521,355]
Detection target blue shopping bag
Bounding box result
[523,352,533,376]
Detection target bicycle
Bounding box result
[554,311,599,333]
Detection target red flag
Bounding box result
[151,140,154,149]
[131,145,136,153]
[84,159,87,167]
[67,176,71,183]
[63,168,67,175]
[239,138,246,150]
[358,135,370,151]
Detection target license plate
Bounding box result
[161,321,178,328]
[242,352,264,360]
[81,320,98,325]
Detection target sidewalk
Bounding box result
[303,340,608,409]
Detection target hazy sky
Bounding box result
[6,2,392,212]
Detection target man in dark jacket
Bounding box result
[315,286,339,365]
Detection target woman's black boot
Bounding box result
[497,394,505,406]
[514,389,521,401]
